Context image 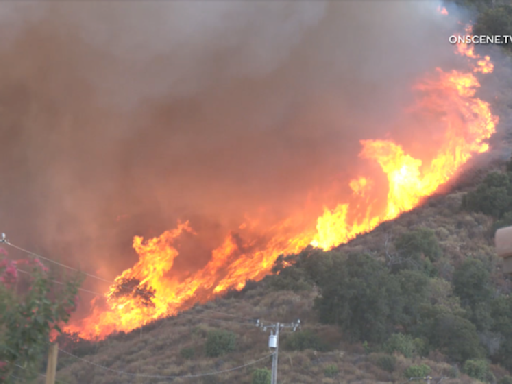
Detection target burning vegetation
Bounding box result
[64,9,499,340]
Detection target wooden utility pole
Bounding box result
[45,343,59,384]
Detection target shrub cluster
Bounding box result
[205,329,237,358]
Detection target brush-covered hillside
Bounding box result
[46,156,512,384]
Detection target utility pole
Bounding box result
[256,319,300,384]
[45,342,59,384]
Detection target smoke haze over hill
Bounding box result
[0,1,465,293]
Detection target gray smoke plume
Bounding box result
[0,1,465,294]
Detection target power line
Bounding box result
[1,235,113,284]
[0,361,47,378]
[58,348,273,379]
[15,268,102,296]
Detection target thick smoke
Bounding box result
[0,1,460,292]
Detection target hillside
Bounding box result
[43,154,512,384]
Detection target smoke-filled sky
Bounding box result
[0,1,464,290]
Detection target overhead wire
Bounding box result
[14,267,103,296]
[2,239,113,284]
[58,348,273,379]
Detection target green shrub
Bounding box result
[413,338,429,358]
[268,265,313,292]
[314,253,403,344]
[404,364,431,380]
[324,364,339,378]
[419,312,483,362]
[499,376,512,384]
[384,333,415,358]
[252,368,271,384]
[463,359,490,382]
[370,353,397,373]
[205,330,236,358]
[462,172,512,219]
[395,228,442,262]
[283,330,328,351]
[180,347,195,359]
[452,258,492,308]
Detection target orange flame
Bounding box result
[455,25,494,73]
[66,17,498,340]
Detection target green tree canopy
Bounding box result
[421,312,483,362]
[463,171,512,219]
[0,251,82,383]
[395,228,441,271]
[314,253,402,343]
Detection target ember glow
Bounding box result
[66,13,498,340]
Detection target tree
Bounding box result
[452,258,493,331]
[314,253,402,343]
[390,229,442,276]
[395,270,430,331]
[394,228,442,263]
[0,251,83,383]
[463,172,512,219]
[463,359,491,382]
[422,312,483,362]
[490,296,512,370]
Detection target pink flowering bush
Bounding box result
[0,248,83,383]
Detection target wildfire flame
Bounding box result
[456,25,494,73]
[65,15,498,340]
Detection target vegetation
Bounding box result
[463,359,492,382]
[252,368,271,384]
[384,333,416,358]
[404,364,432,379]
[205,329,237,358]
[473,5,512,53]
[0,250,82,383]
[180,346,195,359]
[323,364,339,378]
[283,329,327,352]
[370,353,397,373]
